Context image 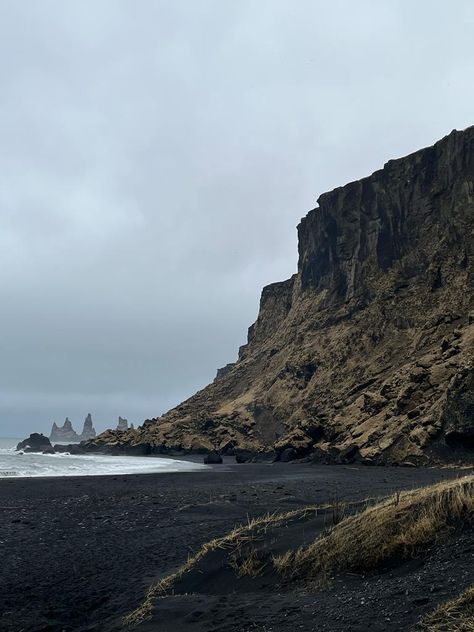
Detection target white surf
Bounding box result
[0,437,207,478]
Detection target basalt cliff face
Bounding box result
[93,127,474,464]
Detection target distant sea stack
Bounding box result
[116,417,129,432]
[50,414,97,442]
[80,414,96,441]
[50,418,79,442]
[89,127,474,465]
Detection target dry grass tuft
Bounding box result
[273,475,474,582]
[125,506,321,626]
[421,585,474,631]
[229,547,264,578]
[271,550,293,575]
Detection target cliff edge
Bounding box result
[92,127,474,464]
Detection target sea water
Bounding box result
[0,437,207,478]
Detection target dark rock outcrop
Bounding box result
[234,448,257,464]
[53,442,102,454]
[279,448,297,463]
[203,451,223,464]
[17,433,52,453]
[442,364,474,450]
[88,126,474,464]
[122,443,151,456]
[50,418,79,442]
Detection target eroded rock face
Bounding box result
[214,363,236,382]
[50,418,79,442]
[90,126,474,464]
[443,365,474,450]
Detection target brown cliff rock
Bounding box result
[91,127,474,464]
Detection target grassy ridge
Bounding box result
[421,585,474,631]
[274,475,474,581]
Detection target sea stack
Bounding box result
[79,413,96,441]
[50,418,79,442]
[116,416,128,432]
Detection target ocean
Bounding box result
[0,437,206,478]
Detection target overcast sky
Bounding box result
[1,1,473,437]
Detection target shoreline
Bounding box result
[0,450,214,481]
[4,443,473,481]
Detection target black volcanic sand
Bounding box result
[0,459,473,632]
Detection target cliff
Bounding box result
[92,127,474,464]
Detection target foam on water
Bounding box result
[0,438,207,478]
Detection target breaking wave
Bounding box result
[0,438,207,478]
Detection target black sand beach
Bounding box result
[1,460,472,632]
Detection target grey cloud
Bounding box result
[1,0,474,435]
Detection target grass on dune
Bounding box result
[125,475,474,627]
[229,547,264,578]
[125,505,323,626]
[273,475,474,582]
[421,585,474,631]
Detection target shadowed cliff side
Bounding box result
[91,126,474,464]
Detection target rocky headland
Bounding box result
[87,127,474,465]
[4,128,474,632]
